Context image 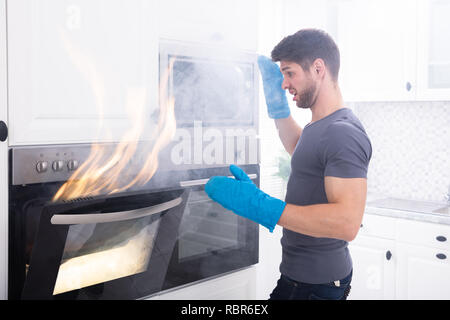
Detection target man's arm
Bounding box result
[275,116,302,155]
[277,177,367,241]
[258,56,301,154]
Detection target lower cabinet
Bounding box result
[396,243,450,299]
[348,235,396,300]
[349,212,450,300]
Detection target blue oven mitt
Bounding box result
[205,165,286,232]
[257,55,290,119]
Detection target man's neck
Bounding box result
[310,83,344,123]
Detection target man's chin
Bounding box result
[296,102,311,109]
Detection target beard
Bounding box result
[296,81,318,109]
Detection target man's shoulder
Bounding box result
[321,112,371,151]
[324,117,366,138]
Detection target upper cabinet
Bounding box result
[157,0,259,51]
[336,0,417,102]
[7,0,260,145]
[282,0,450,102]
[7,0,159,145]
[416,0,450,100]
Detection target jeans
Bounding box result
[269,270,352,300]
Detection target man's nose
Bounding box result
[281,77,289,90]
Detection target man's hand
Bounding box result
[257,56,290,119]
[205,165,286,232]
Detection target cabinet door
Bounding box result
[416,0,450,100]
[396,243,450,299]
[348,235,396,299]
[158,0,258,51]
[0,0,7,300]
[336,0,416,101]
[7,0,158,145]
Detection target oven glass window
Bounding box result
[170,56,255,127]
[53,216,160,295]
[178,190,239,261]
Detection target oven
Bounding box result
[8,143,259,299]
[7,28,260,298]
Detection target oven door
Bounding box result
[21,189,189,300]
[162,171,259,292]
[14,165,259,300]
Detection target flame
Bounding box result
[52,31,176,201]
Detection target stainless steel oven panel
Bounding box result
[11,136,259,185]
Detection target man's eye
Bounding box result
[287,72,293,77]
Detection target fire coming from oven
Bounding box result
[52,31,176,202]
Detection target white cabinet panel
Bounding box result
[349,235,396,300]
[336,0,416,101]
[358,213,396,239]
[416,0,450,99]
[396,243,450,299]
[158,0,258,51]
[7,0,159,145]
[397,218,450,250]
[0,0,8,300]
[282,0,337,36]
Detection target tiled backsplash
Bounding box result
[349,101,450,203]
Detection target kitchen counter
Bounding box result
[365,193,450,225]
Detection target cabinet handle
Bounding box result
[0,120,7,142]
[436,253,447,260]
[436,236,447,242]
[386,250,392,260]
[406,81,412,91]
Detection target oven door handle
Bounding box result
[179,173,258,187]
[50,196,183,225]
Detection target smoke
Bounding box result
[53,24,259,201]
[160,43,259,167]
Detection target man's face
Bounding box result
[280,61,318,109]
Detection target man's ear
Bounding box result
[312,58,325,77]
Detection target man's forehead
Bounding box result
[280,61,300,71]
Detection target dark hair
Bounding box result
[271,28,340,82]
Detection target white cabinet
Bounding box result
[157,0,258,51]
[349,236,396,299]
[349,214,397,300]
[351,212,450,299]
[416,0,450,100]
[0,0,8,300]
[396,243,450,299]
[281,0,337,36]
[331,0,450,101]
[335,0,417,101]
[7,0,159,145]
[396,218,450,300]
[149,267,257,300]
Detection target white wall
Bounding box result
[351,101,450,203]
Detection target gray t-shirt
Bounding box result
[280,108,372,284]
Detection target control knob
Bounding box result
[52,160,65,172]
[36,161,48,173]
[67,160,79,171]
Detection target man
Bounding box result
[205,29,372,300]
